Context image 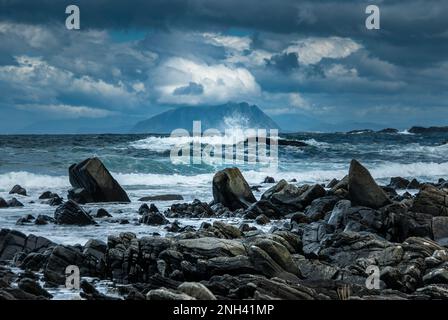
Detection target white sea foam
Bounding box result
[1,161,447,192]
[398,130,414,135]
[130,134,250,152]
[0,171,70,191]
[302,139,330,147]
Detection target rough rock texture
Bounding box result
[0,229,55,261]
[54,200,97,225]
[348,159,391,209]
[68,157,130,204]
[9,185,27,196]
[411,184,448,216]
[212,167,256,210]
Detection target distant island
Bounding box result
[132,102,280,134]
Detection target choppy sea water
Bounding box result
[1,131,448,246]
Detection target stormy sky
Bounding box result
[0,0,447,133]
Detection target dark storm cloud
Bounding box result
[1,0,448,132]
[1,0,447,67]
[266,52,300,72]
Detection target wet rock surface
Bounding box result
[2,158,448,300]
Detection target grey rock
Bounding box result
[68,157,130,204]
[54,200,96,225]
[9,185,27,196]
[212,167,256,210]
[178,282,217,300]
[348,159,391,209]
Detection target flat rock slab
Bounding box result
[177,237,247,258]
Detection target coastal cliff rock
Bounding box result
[68,157,130,204]
[212,167,256,210]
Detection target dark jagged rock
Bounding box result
[139,194,184,201]
[16,214,35,225]
[263,176,275,184]
[18,278,53,299]
[0,198,7,208]
[408,178,421,189]
[261,180,304,212]
[212,221,242,239]
[9,185,27,196]
[243,200,283,219]
[305,195,339,221]
[44,243,106,285]
[388,177,410,189]
[54,200,97,225]
[166,199,215,218]
[80,279,120,300]
[68,157,130,204]
[255,214,270,225]
[138,203,168,225]
[96,208,112,218]
[409,126,448,134]
[212,167,256,210]
[326,178,339,189]
[410,184,448,216]
[378,128,399,134]
[46,195,63,206]
[34,214,55,225]
[39,191,59,200]
[0,229,55,261]
[348,159,391,209]
[140,210,169,225]
[6,198,24,207]
[298,184,327,207]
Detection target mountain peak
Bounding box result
[132,102,280,134]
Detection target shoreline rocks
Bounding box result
[2,158,448,300]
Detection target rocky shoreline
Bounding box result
[1,158,448,300]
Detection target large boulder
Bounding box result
[411,184,448,216]
[9,185,27,196]
[54,200,97,225]
[68,157,130,204]
[212,168,256,210]
[348,159,391,209]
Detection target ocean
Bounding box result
[1,131,448,246]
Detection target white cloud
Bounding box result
[15,104,116,119]
[202,33,252,52]
[324,64,358,78]
[0,56,143,109]
[226,49,273,67]
[285,37,362,65]
[153,57,260,104]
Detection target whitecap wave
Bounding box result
[0,172,70,191]
[1,161,446,192]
